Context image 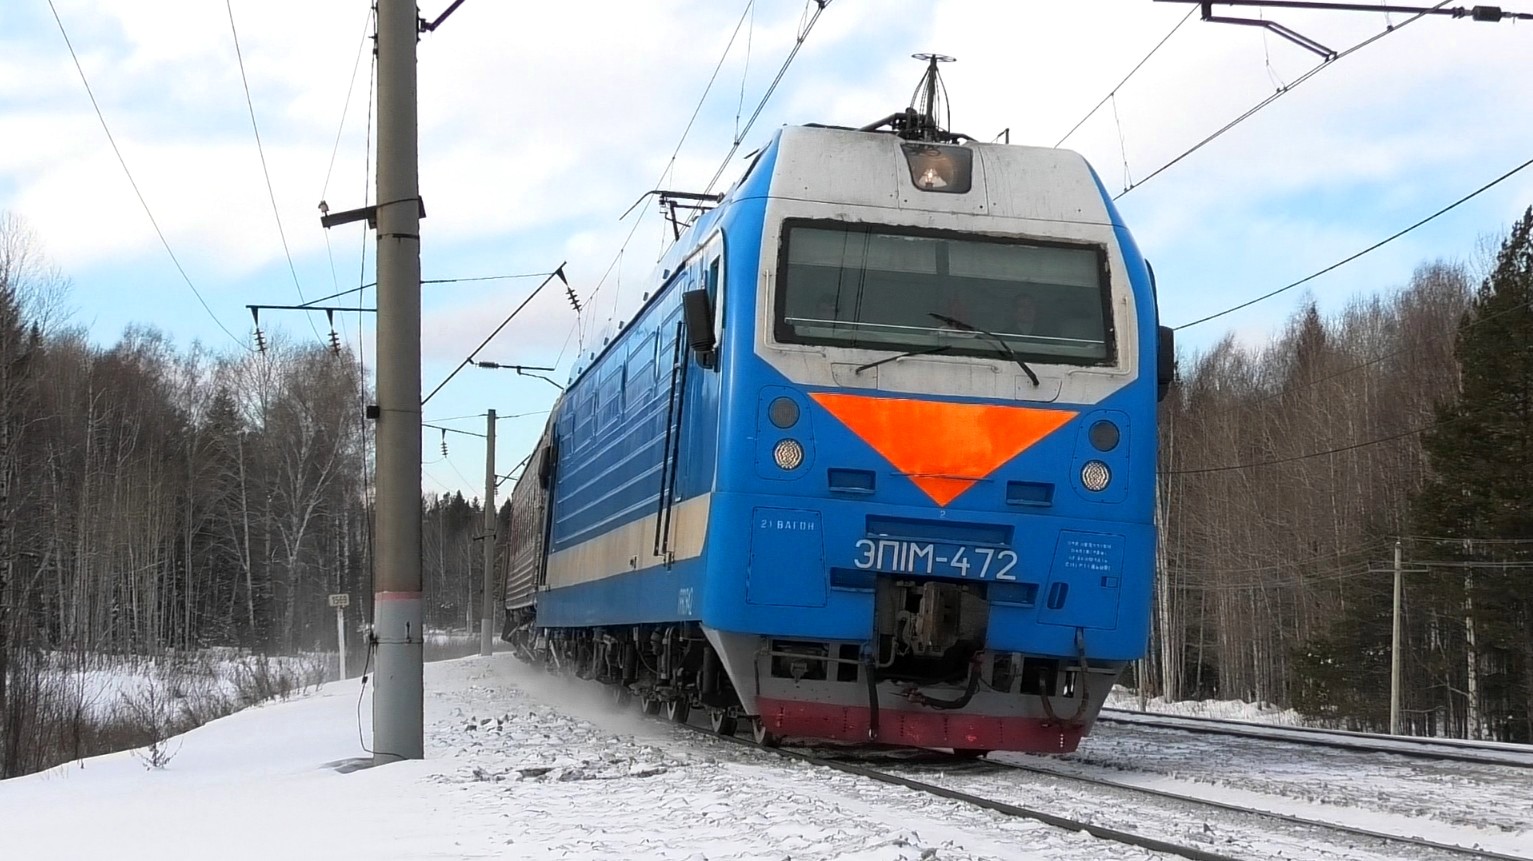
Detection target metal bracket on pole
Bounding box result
[1198,0,1337,58]
[1159,1,1533,23]
[318,198,427,230]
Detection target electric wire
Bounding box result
[422,266,566,406]
[735,0,755,141]
[570,0,833,364]
[1053,6,1197,147]
[1184,287,1533,427]
[1168,539,1392,576]
[566,1,779,362]
[320,6,376,303]
[1162,407,1469,475]
[226,0,323,342]
[423,409,549,425]
[358,21,378,618]
[1114,1,1451,200]
[703,0,833,194]
[1173,153,1533,330]
[46,0,247,349]
[444,452,477,492]
[1406,535,1533,545]
[656,0,756,192]
[321,6,376,205]
[423,272,554,285]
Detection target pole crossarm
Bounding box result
[247,304,375,313]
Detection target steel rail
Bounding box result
[982,756,1528,861]
[1098,709,1533,768]
[668,721,1245,861]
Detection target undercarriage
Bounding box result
[503,576,1123,753]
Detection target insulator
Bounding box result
[328,330,342,355]
[253,328,268,353]
[565,284,583,312]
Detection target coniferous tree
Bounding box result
[1409,208,1533,741]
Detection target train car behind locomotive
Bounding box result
[504,60,1173,754]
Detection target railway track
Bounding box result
[973,754,1528,861]
[667,716,1526,861]
[678,723,1248,861]
[1096,708,1533,768]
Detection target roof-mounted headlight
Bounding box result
[901,143,972,194]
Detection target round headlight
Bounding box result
[773,439,805,470]
[1081,460,1111,492]
[769,397,800,429]
[1089,420,1120,452]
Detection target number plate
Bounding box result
[852,539,1018,580]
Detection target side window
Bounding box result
[708,257,723,332]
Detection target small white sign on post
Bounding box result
[329,594,350,679]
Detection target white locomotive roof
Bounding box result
[764,126,1113,227]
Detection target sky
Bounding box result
[2,0,1531,501]
[1,653,1528,859]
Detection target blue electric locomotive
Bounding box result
[504,65,1173,753]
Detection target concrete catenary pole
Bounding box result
[372,0,424,764]
[480,409,497,657]
[1390,539,1403,735]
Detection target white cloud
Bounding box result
[6,0,1533,497]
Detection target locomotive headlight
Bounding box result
[1089,420,1121,452]
[769,397,800,429]
[773,439,805,470]
[1080,460,1111,492]
[900,143,973,194]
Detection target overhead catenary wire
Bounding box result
[46,0,248,349]
[1114,1,1451,200]
[703,0,834,194]
[423,272,556,285]
[565,1,812,363]
[424,409,550,424]
[1053,6,1197,148]
[1172,153,1533,330]
[422,264,567,406]
[656,0,757,193]
[320,5,377,304]
[226,0,323,342]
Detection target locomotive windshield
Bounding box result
[774,221,1113,365]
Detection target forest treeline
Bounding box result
[1150,209,1533,743]
[2,205,1530,778]
[0,214,507,776]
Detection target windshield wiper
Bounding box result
[855,344,950,375]
[929,313,1040,386]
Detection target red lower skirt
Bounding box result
[756,697,1085,753]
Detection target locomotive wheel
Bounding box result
[664,698,690,723]
[708,709,737,736]
[751,718,781,748]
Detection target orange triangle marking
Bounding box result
[811,393,1077,506]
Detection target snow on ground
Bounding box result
[1,653,1172,861]
[36,650,328,721]
[989,727,1533,857]
[1104,686,1311,726]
